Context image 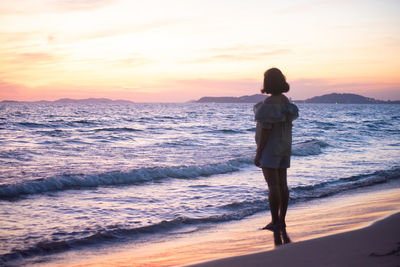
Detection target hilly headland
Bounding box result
[195,93,400,104]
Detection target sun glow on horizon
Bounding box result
[1,0,399,102]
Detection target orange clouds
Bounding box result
[0,0,399,102]
[13,52,57,62]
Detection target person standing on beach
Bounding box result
[254,68,299,231]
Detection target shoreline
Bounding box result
[35,180,400,267]
[190,212,400,267]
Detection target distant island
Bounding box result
[2,94,399,104]
[297,93,400,104]
[195,93,400,104]
[1,98,134,104]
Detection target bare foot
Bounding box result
[262,222,280,231]
[262,222,286,231]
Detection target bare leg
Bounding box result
[262,168,280,225]
[278,168,289,226]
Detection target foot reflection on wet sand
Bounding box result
[273,227,291,246]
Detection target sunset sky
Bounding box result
[1,0,399,102]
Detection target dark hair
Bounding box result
[261,68,290,95]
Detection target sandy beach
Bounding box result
[191,211,400,267]
[37,180,400,267]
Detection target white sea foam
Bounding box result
[0,158,252,199]
[292,139,329,156]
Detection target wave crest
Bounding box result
[0,158,252,199]
[291,167,400,199]
[292,139,328,156]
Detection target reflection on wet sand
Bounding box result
[272,227,292,246]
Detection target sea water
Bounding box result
[0,102,399,264]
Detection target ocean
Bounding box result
[0,101,399,265]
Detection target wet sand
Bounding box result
[39,182,400,267]
[190,212,400,267]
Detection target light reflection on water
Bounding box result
[0,102,399,264]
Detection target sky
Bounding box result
[0,0,399,102]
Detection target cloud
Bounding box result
[17,52,57,62]
[77,18,185,41]
[0,80,26,99]
[187,45,291,63]
[0,31,38,45]
[0,0,118,15]
[107,56,153,67]
[162,78,261,96]
[193,50,291,63]
[277,0,339,15]
[385,36,400,47]
[51,0,117,12]
[0,52,61,68]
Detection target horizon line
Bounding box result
[2,92,400,104]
